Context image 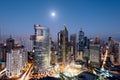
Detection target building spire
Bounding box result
[64,24,67,31]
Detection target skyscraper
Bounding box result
[58,25,68,65]
[0,43,6,70]
[118,42,120,65]
[70,34,76,60]
[50,41,57,65]
[78,29,84,52]
[31,24,51,73]
[83,36,90,65]
[6,46,27,78]
[0,43,7,62]
[6,36,14,52]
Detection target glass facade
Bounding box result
[33,24,50,72]
[57,26,68,64]
[78,30,85,51]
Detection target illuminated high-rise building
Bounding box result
[83,36,90,64]
[0,36,15,63]
[6,36,14,52]
[58,25,68,65]
[0,43,6,70]
[6,46,27,78]
[70,34,76,60]
[118,42,120,64]
[31,24,50,73]
[0,43,7,62]
[50,41,57,65]
[78,29,84,52]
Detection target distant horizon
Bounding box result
[0,26,120,51]
[1,23,120,41]
[0,27,120,42]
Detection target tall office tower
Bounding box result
[78,29,84,52]
[106,37,113,64]
[51,41,57,65]
[118,42,120,64]
[107,37,118,64]
[113,43,119,63]
[83,36,90,63]
[6,46,27,78]
[58,25,68,65]
[0,43,6,70]
[84,37,90,49]
[70,34,76,60]
[31,24,50,73]
[6,36,14,52]
[0,43,7,62]
[0,44,3,61]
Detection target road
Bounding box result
[24,64,33,80]
[0,68,6,79]
[17,63,33,80]
[0,72,6,79]
[0,68,6,75]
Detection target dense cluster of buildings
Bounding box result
[50,25,120,69]
[0,24,120,79]
[0,36,28,78]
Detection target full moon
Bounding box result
[51,12,56,17]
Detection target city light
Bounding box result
[0,0,120,80]
[101,49,108,70]
[0,24,120,80]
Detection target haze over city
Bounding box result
[0,0,120,41]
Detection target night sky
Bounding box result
[0,0,120,41]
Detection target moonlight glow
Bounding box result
[51,12,56,17]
